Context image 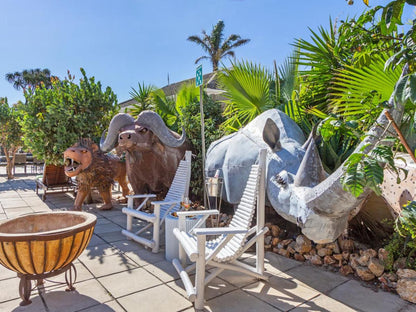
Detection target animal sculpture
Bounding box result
[64,138,129,210]
[100,110,189,198]
[206,66,408,243]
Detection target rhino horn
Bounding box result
[135,110,186,147]
[294,133,326,187]
[100,113,135,152]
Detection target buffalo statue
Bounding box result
[64,138,130,211]
[206,68,408,243]
[100,110,190,198]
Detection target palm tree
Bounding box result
[129,82,157,116]
[187,20,250,72]
[5,68,55,91]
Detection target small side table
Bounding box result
[165,213,203,262]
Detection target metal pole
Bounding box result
[200,86,207,208]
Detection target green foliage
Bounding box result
[5,68,56,91]
[341,137,406,197]
[180,93,225,199]
[20,68,119,165]
[329,56,402,124]
[187,20,250,71]
[219,60,275,132]
[384,200,416,271]
[0,98,24,179]
[129,82,156,116]
[317,116,361,172]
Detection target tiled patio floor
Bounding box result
[0,171,415,312]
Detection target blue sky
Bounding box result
[0,0,403,105]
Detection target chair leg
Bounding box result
[126,215,133,239]
[152,218,160,253]
[194,235,206,310]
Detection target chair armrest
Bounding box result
[176,209,219,217]
[192,227,247,236]
[126,194,156,199]
[152,200,181,206]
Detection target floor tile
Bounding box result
[291,293,357,312]
[98,267,162,298]
[117,284,192,311]
[41,279,113,312]
[328,279,410,312]
[243,274,320,311]
[286,264,348,294]
[0,295,46,312]
[205,289,277,312]
[78,253,138,278]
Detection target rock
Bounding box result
[338,236,354,253]
[356,266,376,281]
[265,244,272,251]
[378,248,389,264]
[317,247,332,257]
[316,244,325,250]
[287,245,296,254]
[340,265,354,276]
[361,248,377,259]
[393,257,407,271]
[277,248,291,258]
[264,235,272,245]
[396,269,416,303]
[271,237,280,247]
[397,268,416,279]
[295,235,312,254]
[310,255,323,266]
[357,255,370,266]
[271,225,281,237]
[383,272,398,282]
[326,242,340,254]
[309,248,317,256]
[324,255,336,265]
[281,238,293,246]
[349,253,360,270]
[333,254,343,267]
[294,253,305,262]
[342,251,350,261]
[368,258,384,277]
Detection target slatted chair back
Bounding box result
[213,163,260,262]
[159,152,192,220]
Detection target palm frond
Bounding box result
[219,60,273,132]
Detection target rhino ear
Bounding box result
[263,118,282,152]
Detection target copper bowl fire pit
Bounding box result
[0,211,96,305]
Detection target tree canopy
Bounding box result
[20,68,119,165]
[188,20,250,72]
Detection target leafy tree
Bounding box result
[0,98,24,179]
[20,68,119,165]
[187,20,250,71]
[5,68,57,91]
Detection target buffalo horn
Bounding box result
[135,110,186,147]
[100,113,135,152]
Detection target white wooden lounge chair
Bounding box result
[172,149,268,310]
[121,151,192,253]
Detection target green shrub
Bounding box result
[180,94,225,200]
[20,69,118,165]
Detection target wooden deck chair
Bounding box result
[35,164,77,201]
[172,149,268,310]
[121,151,192,253]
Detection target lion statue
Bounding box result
[63,138,130,211]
